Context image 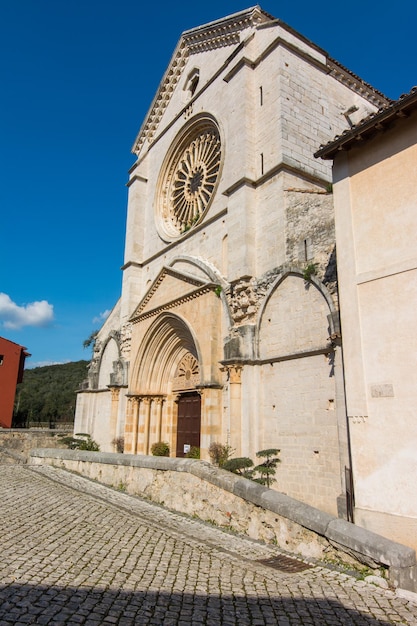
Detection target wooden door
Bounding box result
[176,392,201,457]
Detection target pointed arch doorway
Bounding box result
[172,351,201,458]
[176,392,201,457]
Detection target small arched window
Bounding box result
[184,68,200,101]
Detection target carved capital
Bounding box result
[222,364,243,383]
[110,387,120,401]
[128,395,140,408]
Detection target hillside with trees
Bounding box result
[13,361,89,428]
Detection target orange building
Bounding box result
[0,337,30,428]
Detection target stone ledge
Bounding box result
[29,449,417,592]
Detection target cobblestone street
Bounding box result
[0,464,416,625]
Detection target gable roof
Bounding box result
[0,336,30,355]
[131,6,271,157]
[315,86,417,160]
[129,266,214,323]
[131,6,390,159]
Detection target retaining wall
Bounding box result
[29,449,417,593]
[0,429,71,463]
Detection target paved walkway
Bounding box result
[0,465,416,625]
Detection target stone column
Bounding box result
[109,387,120,447]
[143,397,151,455]
[225,365,243,455]
[124,396,135,454]
[154,397,164,443]
[131,396,140,455]
[136,397,146,454]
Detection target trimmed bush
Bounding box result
[151,441,170,457]
[222,457,254,479]
[61,433,100,452]
[185,446,200,459]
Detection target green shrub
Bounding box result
[302,263,318,281]
[222,457,254,479]
[151,441,170,457]
[61,433,100,452]
[222,448,281,487]
[185,446,200,459]
[208,442,234,467]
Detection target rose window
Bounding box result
[157,118,222,240]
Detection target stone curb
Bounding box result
[29,448,417,592]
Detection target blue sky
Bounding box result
[1,1,415,368]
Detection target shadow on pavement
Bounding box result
[0,583,398,625]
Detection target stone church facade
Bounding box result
[75,6,389,516]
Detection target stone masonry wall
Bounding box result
[29,449,417,593]
[0,429,71,463]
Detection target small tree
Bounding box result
[83,331,98,350]
[253,448,280,487]
[222,457,254,479]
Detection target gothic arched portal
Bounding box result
[125,313,203,456]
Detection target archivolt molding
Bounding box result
[168,255,234,328]
[93,330,121,357]
[259,269,336,323]
[130,313,201,395]
[168,255,229,289]
[255,268,337,358]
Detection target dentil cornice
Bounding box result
[132,6,272,157]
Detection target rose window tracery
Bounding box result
[157,117,222,240]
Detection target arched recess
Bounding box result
[168,255,227,287]
[97,336,121,389]
[257,271,335,359]
[168,254,233,328]
[255,271,342,514]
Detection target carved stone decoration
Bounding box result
[222,364,243,384]
[226,278,259,325]
[110,359,125,386]
[120,322,132,357]
[172,352,200,391]
[350,415,369,424]
[157,117,222,240]
[87,357,99,389]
